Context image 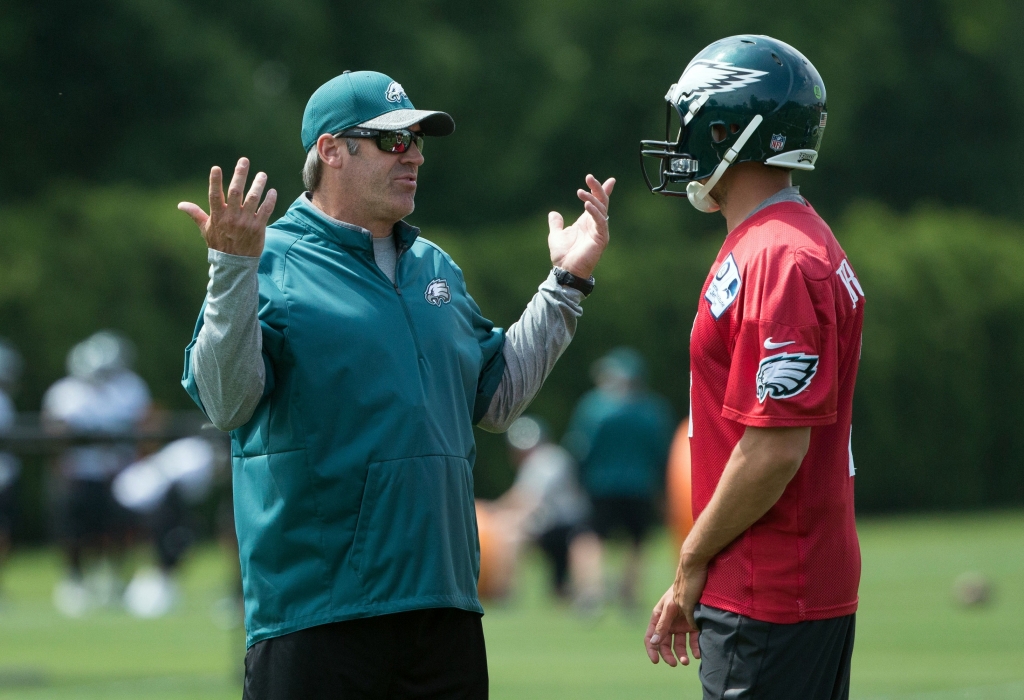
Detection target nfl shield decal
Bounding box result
[705,253,741,319]
[770,133,787,151]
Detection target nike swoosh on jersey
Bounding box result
[764,338,796,349]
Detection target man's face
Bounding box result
[339,127,424,223]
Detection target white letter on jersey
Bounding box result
[848,426,856,476]
[836,259,864,309]
[688,371,694,438]
[705,253,741,319]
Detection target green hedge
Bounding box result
[841,203,1024,510]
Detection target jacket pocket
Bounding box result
[349,455,478,603]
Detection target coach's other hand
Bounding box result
[645,586,700,667]
[548,174,615,279]
[178,158,277,258]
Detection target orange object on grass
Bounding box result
[666,419,693,545]
[475,501,513,600]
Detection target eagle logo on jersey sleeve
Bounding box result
[756,352,819,403]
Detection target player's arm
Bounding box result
[645,425,810,666]
[676,425,810,607]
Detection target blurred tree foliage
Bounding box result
[3,0,1024,221]
[2,0,1024,509]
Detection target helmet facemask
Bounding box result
[640,96,709,199]
[641,94,764,213]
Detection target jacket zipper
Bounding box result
[391,244,426,363]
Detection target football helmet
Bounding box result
[640,35,827,212]
[66,330,136,381]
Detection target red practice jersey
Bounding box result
[689,199,864,624]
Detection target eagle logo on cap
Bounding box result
[385,81,407,103]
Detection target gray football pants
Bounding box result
[694,604,855,700]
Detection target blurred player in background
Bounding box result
[564,347,674,610]
[0,338,24,594]
[496,416,591,600]
[42,330,151,616]
[641,36,863,700]
[113,436,217,618]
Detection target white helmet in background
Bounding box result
[66,330,136,381]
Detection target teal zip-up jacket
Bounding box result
[182,196,506,647]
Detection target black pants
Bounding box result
[694,604,855,700]
[589,496,655,545]
[243,608,488,700]
[535,525,574,596]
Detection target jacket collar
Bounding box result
[287,193,420,253]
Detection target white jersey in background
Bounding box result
[513,443,590,537]
[42,371,151,481]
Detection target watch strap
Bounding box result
[553,267,595,297]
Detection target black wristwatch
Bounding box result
[553,267,595,297]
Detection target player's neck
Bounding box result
[717,164,793,233]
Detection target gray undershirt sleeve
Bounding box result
[478,271,585,433]
[191,249,265,432]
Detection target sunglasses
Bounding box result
[334,128,424,154]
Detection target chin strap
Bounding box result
[687,114,764,213]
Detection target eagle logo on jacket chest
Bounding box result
[424,278,452,307]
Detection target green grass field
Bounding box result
[0,512,1021,699]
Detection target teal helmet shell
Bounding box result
[641,35,827,199]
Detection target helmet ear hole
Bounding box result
[711,123,727,143]
[729,123,740,135]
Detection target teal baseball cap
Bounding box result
[301,70,455,152]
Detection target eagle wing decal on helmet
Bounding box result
[756,352,819,403]
[667,60,769,104]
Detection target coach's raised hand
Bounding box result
[178,158,277,258]
[548,174,615,279]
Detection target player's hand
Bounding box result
[548,174,615,279]
[645,587,700,667]
[672,555,709,631]
[178,158,277,258]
